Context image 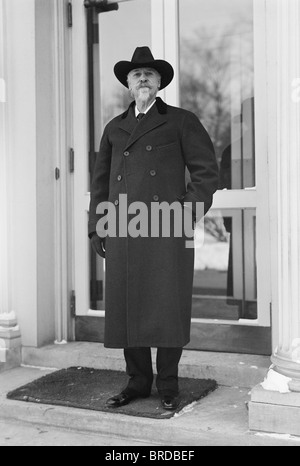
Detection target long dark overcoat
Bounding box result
[89,97,219,348]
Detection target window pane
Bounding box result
[179,0,255,189]
[90,1,151,311]
[98,0,152,128]
[193,209,257,320]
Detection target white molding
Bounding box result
[212,190,257,209]
[72,0,91,316]
[264,0,280,347]
[151,0,166,101]
[87,310,105,317]
[163,0,179,106]
[53,0,72,342]
[253,0,272,327]
[191,318,261,327]
[151,0,179,105]
[0,0,11,316]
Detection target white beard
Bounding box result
[136,87,151,100]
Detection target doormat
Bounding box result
[7,367,217,420]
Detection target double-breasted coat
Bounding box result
[89,97,219,348]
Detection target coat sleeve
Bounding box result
[88,124,112,237]
[180,112,219,219]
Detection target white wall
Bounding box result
[6,0,38,346]
[4,0,57,347]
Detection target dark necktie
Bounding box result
[137,113,145,122]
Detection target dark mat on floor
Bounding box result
[6,367,217,419]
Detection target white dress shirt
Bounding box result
[135,99,157,117]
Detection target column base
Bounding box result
[0,314,22,372]
[249,384,300,437]
[271,352,300,392]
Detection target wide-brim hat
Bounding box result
[114,46,174,90]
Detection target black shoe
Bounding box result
[105,390,148,408]
[160,395,180,411]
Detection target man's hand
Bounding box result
[183,203,196,229]
[90,233,106,259]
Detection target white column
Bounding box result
[270,0,300,392]
[249,0,300,436]
[0,0,21,365]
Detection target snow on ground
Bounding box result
[194,225,230,272]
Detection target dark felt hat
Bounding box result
[114,46,174,90]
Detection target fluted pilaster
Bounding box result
[0,0,21,367]
[270,0,300,392]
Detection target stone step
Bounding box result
[0,347,21,373]
[1,367,298,446]
[22,342,270,389]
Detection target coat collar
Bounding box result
[121,97,168,119]
[118,97,168,150]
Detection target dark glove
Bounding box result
[183,204,196,229]
[90,233,106,259]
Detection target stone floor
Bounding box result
[0,364,300,446]
[0,419,154,447]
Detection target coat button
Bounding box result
[117,175,122,181]
[114,200,119,206]
[150,170,157,177]
[146,145,152,152]
[153,195,159,201]
[124,151,130,157]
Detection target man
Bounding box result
[89,47,219,410]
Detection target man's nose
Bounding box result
[140,73,148,82]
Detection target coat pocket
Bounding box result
[156,141,177,152]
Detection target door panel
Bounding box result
[75,317,271,355]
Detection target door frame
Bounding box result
[52,0,75,343]
[71,0,272,354]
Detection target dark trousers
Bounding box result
[124,347,183,397]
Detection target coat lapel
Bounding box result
[118,99,168,151]
[117,103,137,137]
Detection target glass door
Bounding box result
[72,0,271,354]
[175,0,271,353]
[90,0,152,313]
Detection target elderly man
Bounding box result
[89,47,219,410]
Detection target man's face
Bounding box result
[127,67,161,102]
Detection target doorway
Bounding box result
[71,0,271,355]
